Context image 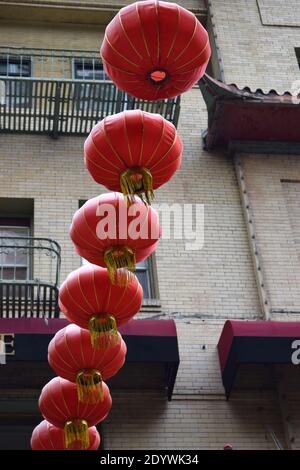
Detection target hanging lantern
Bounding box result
[70,192,161,284]
[100,0,211,100]
[31,420,100,450]
[48,324,127,402]
[84,110,182,204]
[59,265,142,348]
[39,377,111,450]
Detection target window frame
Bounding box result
[72,58,109,81]
[0,55,32,108]
[0,219,32,282]
[135,255,159,301]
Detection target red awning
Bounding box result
[218,320,300,398]
[0,318,179,400]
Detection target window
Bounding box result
[73,59,110,110]
[135,258,154,299]
[0,56,32,107]
[72,59,127,113]
[73,60,109,81]
[0,219,31,281]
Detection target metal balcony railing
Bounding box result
[0,47,181,136]
[0,77,181,137]
[0,237,61,319]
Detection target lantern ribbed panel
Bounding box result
[101,0,211,100]
[69,192,161,267]
[38,377,112,428]
[58,265,143,329]
[48,324,127,383]
[84,110,182,200]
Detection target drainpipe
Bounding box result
[234,154,270,320]
[205,0,225,82]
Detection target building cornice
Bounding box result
[199,74,300,155]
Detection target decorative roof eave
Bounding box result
[199,74,300,154]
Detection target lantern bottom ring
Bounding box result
[120,167,154,205]
[147,69,169,86]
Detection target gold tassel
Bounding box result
[114,268,136,287]
[64,419,89,450]
[88,314,119,349]
[76,369,104,404]
[120,167,154,205]
[104,246,136,285]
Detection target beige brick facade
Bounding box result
[0,0,204,8]
[211,0,300,93]
[0,0,299,450]
[240,154,300,316]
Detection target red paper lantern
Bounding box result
[48,324,127,402]
[100,0,211,100]
[39,377,111,449]
[31,420,100,450]
[84,110,182,204]
[70,192,161,283]
[59,265,142,348]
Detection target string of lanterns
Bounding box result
[31,0,210,451]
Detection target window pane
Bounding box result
[74,60,108,80]
[1,267,27,281]
[135,269,150,298]
[0,58,31,77]
[0,227,29,237]
[0,226,30,278]
[136,259,152,298]
[136,259,148,269]
[0,248,27,266]
[0,57,31,107]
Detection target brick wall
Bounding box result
[0,0,205,11]
[211,0,300,94]
[257,0,300,27]
[103,389,285,450]
[0,21,104,53]
[240,154,300,317]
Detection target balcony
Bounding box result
[0,47,181,137]
[0,237,61,319]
